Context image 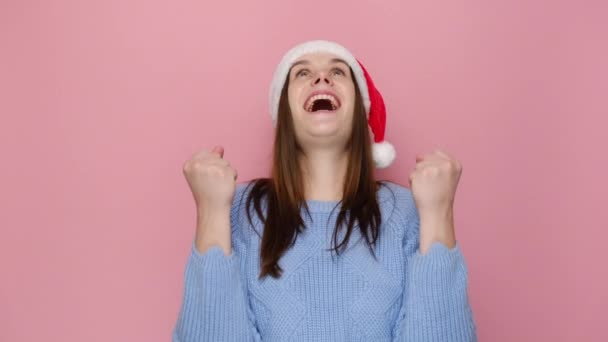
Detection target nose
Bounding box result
[311,71,333,86]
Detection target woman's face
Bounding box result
[287,52,356,147]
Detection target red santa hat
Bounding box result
[269,40,396,168]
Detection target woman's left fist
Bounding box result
[408,149,462,220]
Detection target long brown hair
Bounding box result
[245,68,387,279]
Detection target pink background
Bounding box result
[1,0,606,341]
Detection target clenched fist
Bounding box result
[182,146,238,255]
[408,149,462,253]
[183,146,238,211]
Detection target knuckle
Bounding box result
[193,162,208,172]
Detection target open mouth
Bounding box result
[304,93,341,113]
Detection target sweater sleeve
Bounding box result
[392,190,478,342]
[172,184,262,342]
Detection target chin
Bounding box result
[307,120,340,132]
[307,125,348,140]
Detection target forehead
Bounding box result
[291,52,349,68]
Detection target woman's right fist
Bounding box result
[182,146,237,211]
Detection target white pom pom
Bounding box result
[372,141,396,168]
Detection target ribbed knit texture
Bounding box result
[172,181,477,341]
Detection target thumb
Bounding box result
[211,145,224,158]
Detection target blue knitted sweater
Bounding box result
[172,181,477,341]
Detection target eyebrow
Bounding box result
[290,58,349,70]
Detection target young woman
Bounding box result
[173,40,477,341]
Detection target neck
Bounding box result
[299,149,348,201]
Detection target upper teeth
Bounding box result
[305,94,339,112]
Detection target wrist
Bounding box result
[194,236,232,256]
[419,232,456,253]
[196,204,230,220]
[195,207,231,254]
[419,212,456,254]
[419,206,453,223]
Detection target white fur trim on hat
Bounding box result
[269,40,370,126]
[372,141,396,168]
